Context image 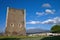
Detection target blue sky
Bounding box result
[0,0,60,32]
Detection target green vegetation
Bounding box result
[0,36,47,40]
[0,36,60,40]
[41,36,60,40]
[51,25,60,33]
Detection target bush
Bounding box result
[41,36,60,40]
[51,25,60,33]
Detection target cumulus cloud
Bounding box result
[26,21,40,24]
[42,3,51,8]
[36,3,55,16]
[45,9,55,14]
[36,12,44,16]
[42,17,60,24]
[26,17,60,24]
[42,19,55,24]
[36,9,55,16]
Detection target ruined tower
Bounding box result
[5,7,26,36]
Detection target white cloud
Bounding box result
[36,12,44,16]
[42,3,51,8]
[26,17,60,24]
[36,9,55,16]
[45,9,55,14]
[42,17,60,24]
[35,3,55,16]
[42,19,55,24]
[26,21,40,24]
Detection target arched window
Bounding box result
[10,24,14,27]
[18,24,22,28]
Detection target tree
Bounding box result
[51,25,60,33]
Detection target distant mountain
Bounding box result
[26,28,50,34]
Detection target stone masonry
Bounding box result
[5,7,26,36]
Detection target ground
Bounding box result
[0,36,60,40]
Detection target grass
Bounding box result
[0,35,46,38]
[0,36,60,40]
[41,36,60,40]
[0,36,46,40]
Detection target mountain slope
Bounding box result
[26,28,50,34]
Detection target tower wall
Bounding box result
[5,7,26,36]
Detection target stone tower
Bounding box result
[5,7,26,36]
